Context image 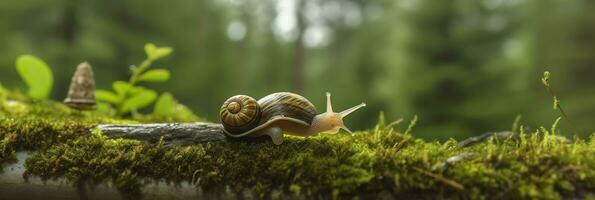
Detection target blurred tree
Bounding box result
[378,0,534,139]
[528,0,595,136]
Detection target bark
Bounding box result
[98,122,228,146]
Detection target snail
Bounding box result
[219,92,366,145]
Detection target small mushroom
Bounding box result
[64,62,97,111]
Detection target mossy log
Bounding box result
[2,103,595,199]
[98,123,228,146]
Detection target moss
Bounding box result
[0,132,17,168]
[21,126,595,199]
[1,100,595,199]
[0,100,135,169]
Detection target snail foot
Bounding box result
[264,127,284,145]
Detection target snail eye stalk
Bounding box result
[326,92,333,113]
[339,103,366,118]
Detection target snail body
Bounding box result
[220,92,366,145]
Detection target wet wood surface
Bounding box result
[98,122,229,146]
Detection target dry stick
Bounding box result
[412,167,465,192]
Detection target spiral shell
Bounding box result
[219,92,317,136]
[220,95,262,134]
[257,92,316,125]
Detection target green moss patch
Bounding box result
[21,126,595,199]
[1,101,595,199]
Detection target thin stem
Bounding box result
[544,85,576,134]
[129,59,152,85]
[122,59,152,100]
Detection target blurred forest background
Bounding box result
[0,0,593,140]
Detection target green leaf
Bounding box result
[144,43,173,61]
[96,102,116,116]
[139,69,170,82]
[154,92,175,116]
[112,81,132,96]
[95,90,120,104]
[119,89,157,114]
[128,86,149,96]
[15,55,53,100]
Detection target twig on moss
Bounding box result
[413,167,465,191]
[458,131,513,148]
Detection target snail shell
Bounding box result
[219,92,317,136]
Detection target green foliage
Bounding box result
[154,92,175,116]
[119,87,158,115]
[15,55,53,100]
[96,43,174,116]
[144,43,173,62]
[138,69,170,82]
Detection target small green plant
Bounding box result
[96,43,173,116]
[541,71,575,133]
[153,92,175,116]
[15,55,53,100]
[149,92,201,121]
[404,115,418,135]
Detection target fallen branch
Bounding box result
[97,122,228,146]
